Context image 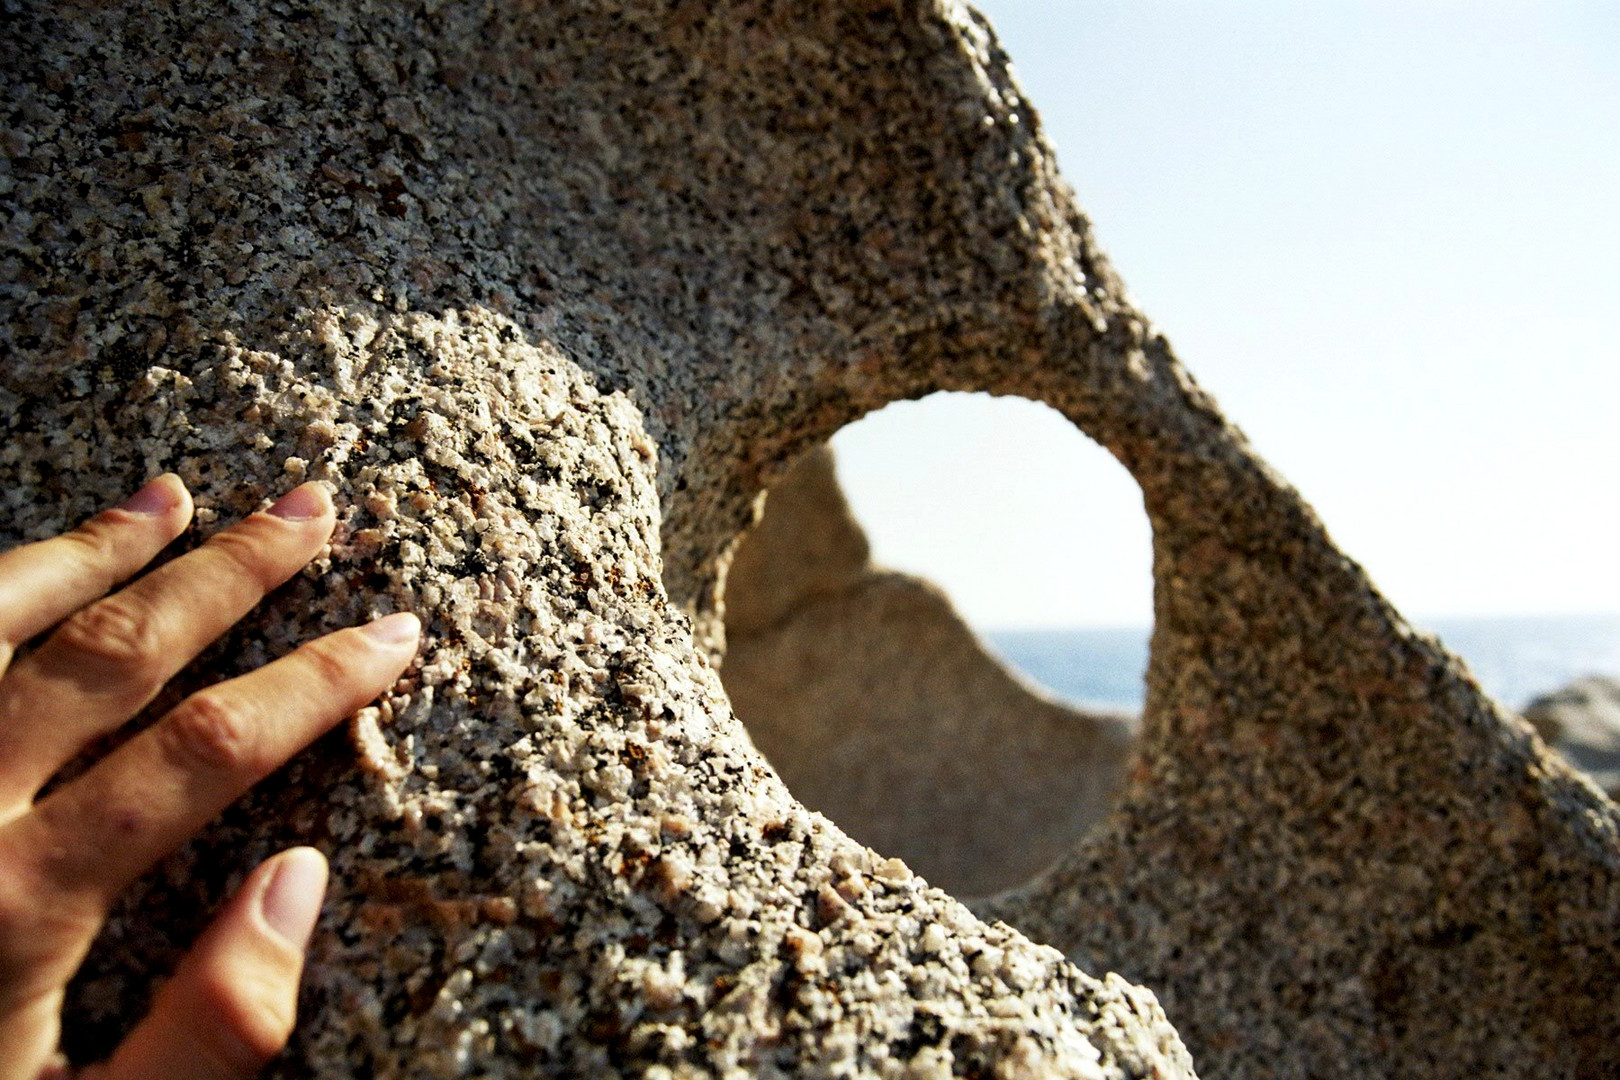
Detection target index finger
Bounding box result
[5,613,420,910]
[0,475,193,652]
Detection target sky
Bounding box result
[831,0,1620,631]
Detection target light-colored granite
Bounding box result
[2,1,1615,1077]
[721,446,1135,899]
[1522,676,1620,799]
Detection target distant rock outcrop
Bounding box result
[721,446,1136,899]
[1522,676,1620,798]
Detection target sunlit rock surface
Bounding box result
[721,446,1135,899]
[2,1,1615,1077]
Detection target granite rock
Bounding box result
[720,446,874,641]
[721,446,1135,899]
[1522,676,1620,799]
[1,1,1615,1078]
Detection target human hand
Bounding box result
[0,476,420,1079]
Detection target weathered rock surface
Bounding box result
[1522,676,1620,799]
[1,1,1615,1078]
[721,446,876,640]
[721,446,1135,899]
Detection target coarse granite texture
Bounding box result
[721,446,1134,898]
[1,2,1192,1077]
[0,1,1614,1079]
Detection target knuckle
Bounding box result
[299,635,360,690]
[161,693,261,773]
[54,596,168,682]
[203,523,286,591]
[0,850,98,998]
[60,516,145,588]
[193,963,297,1071]
[65,516,122,562]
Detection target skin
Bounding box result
[0,475,420,1080]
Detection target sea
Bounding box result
[986,614,1620,714]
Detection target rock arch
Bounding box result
[3,1,1615,1077]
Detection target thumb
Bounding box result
[95,848,327,1080]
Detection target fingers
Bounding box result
[0,483,337,804]
[94,848,328,1080]
[12,613,418,909]
[0,475,192,665]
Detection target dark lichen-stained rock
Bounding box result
[1,1,1615,1078]
[721,446,1135,898]
[1522,676,1620,799]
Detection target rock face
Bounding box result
[721,446,1136,899]
[1,1,1615,1078]
[1522,676,1620,799]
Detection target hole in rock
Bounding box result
[717,392,1152,899]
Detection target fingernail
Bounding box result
[362,611,421,645]
[260,848,328,950]
[267,483,329,521]
[118,475,181,516]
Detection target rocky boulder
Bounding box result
[721,446,1136,899]
[2,1,1616,1077]
[1523,676,1620,799]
